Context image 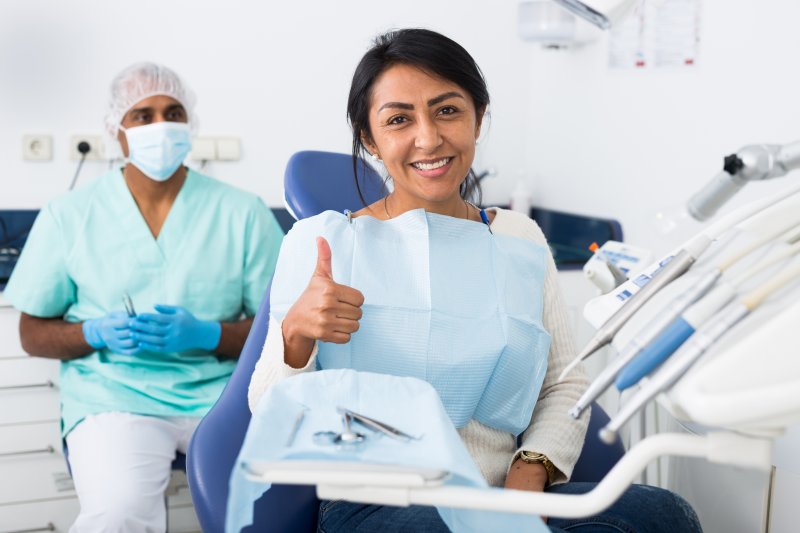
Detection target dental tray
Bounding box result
[241,459,450,488]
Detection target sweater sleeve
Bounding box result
[491,209,590,484]
[247,315,318,413]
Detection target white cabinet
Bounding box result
[0,300,200,532]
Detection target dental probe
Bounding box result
[559,182,800,382]
[615,236,800,391]
[599,258,800,444]
[569,223,800,418]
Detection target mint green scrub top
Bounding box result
[3,169,284,436]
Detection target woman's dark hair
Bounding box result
[347,28,490,206]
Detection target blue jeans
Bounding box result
[317,482,702,532]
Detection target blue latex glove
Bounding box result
[130,304,221,353]
[82,311,139,355]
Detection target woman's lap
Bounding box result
[317,482,702,533]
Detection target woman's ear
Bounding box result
[474,105,487,141]
[361,135,380,160]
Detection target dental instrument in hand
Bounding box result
[599,257,800,444]
[614,229,800,391]
[560,182,800,381]
[569,222,800,418]
[336,406,422,441]
[122,292,137,317]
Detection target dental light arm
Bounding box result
[550,0,639,30]
[688,140,800,221]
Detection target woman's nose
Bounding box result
[414,117,443,152]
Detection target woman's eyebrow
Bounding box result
[427,91,464,107]
[378,101,414,112]
[377,92,465,113]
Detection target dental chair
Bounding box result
[186,150,623,532]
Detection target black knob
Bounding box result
[723,154,744,175]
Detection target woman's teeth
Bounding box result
[413,158,451,170]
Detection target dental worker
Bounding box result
[248,30,700,532]
[3,62,283,532]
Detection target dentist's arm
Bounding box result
[281,237,364,368]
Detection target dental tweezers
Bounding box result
[336,406,421,441]
[122,293,137,317]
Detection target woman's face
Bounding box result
[364,64,483,214]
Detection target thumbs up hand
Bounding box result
[282,237,365,368]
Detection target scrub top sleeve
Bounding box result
[241,199,284,317]
[3,204,76,318]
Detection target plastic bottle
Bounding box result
[510,179,532,216]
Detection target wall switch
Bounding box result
[189,137,216,161]
[22,134,53,161]
[70,135,106,161]
[216,137,241,161]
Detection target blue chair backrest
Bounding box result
[284,150,385,220]
[186,152,384,533]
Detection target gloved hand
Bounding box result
[82,311,139,355]
[129,304,221,353]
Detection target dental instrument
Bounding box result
[285,409,307,447]
[561,181,800,381]
[599,257,800,444]
[615,234,800,390]
[122,292,136,317]
[334,412,366,446]
[337,406,421,441]
[688,140,800,221]
[569,222,800,418]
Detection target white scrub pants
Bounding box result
[65,412,200,533]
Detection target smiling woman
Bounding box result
[246,28,701,533]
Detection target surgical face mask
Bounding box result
[121,121,192,182]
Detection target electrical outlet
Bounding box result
[70,135,106,161]
[189,137,216,161]
[22,134,53,161]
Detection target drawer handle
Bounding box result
[0,445,55,458]
[2,524,55,533]
[0,380,54,391]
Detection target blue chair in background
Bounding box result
[186,151,624,532]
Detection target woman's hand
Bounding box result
[282,237,365,368]
[505,459,549,522]
[504,459,548,492]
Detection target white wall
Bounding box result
[525,0,800,254]
[0,0,531,209]
[3,0,799,257]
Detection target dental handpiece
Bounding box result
[599,257,800,444]
[559,239,710,381]
[599,302,749,444]
[561,184,800,382]
[568,268,721,419]
[614,234,800,391]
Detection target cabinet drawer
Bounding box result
[0,423,74,504]
[0,357,60,388]
[0,386,60,425]
[0,497,79,533]
[0,308,24,359]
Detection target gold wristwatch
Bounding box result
[516,450,557,487]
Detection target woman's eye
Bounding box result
[388,115,407,125]
[439,106,458,116]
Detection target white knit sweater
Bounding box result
[248,208,589,487]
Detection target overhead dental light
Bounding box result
[517,0,638,48]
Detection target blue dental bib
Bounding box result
[270,209,550,435]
